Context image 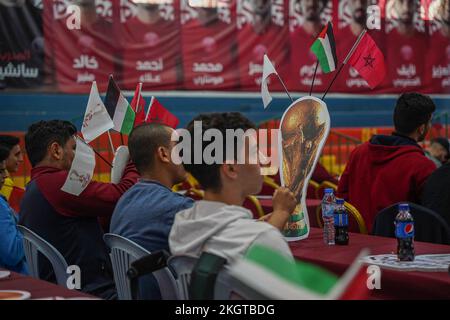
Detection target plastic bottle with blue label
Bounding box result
[321,188,335,245]
[395,203,415,261]
[334,198,349,245]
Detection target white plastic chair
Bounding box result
[103,233,177,300]
[166,255,199,300]
[168,254,261,300]
[17,225,69,287]
[214,267,268,300]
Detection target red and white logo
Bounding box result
[202,37,217,53]
[400,45,413,61]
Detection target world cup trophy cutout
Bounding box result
[279,96,330,241]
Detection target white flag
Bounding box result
[81,81,114,143]
[61,137,96,196]
[261,54,278,109]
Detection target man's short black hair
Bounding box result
[128,123,172,175]
[0,135,20,152]
[393,92,436,135]
[0,146,10,163]
[184,112,256,192]
[25,120,77,167]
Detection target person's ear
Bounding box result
[221,162,238,180]
[157,146,171,164]
[49,142,63,161]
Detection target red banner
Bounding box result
[0,0,448,94]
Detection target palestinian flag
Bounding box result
[310,22,338,73]
[228,245,369,300]
[105,76,135,135]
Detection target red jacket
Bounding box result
[31,163,139,230]
[337,134,436,232]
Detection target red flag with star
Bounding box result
[145,96,179,129]
[348,33,386,89]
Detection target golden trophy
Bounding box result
[278,96,330,241]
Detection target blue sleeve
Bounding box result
[0,199,26,268]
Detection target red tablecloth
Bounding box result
[0,269,97,300]
[290,228,450,299]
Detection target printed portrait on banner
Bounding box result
[119,0,181,90]
[237,0,289,91]
[287,0,333,92]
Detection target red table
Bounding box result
[0,269,97,300]
[289,228,450,299]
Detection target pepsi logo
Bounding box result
[404,223,414,234]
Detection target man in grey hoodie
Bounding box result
[169,112,297,263]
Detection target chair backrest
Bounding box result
[17,225,69,286]
[103,233,177,300]
[372,202,450,245]
[315,201,368,234]
[167,255,199,300]
[167,255,267,300]
[214,267,269,300]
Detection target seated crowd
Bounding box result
[0,92,449,299]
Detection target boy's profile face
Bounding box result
[232,135,264,196]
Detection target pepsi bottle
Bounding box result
[395,203,415,261]
[334,198,349,245]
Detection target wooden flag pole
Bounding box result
[135,82,143,113]
[309,61,320,96]
[145,96,154,122]
[77,135,113,168]
[276,74,294,103]
[322,29,367,100]
[107,131,115,154]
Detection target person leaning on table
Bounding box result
[0,146,28,274]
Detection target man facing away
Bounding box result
[19,120,139,299]
[110,123,193,299]
[169,112,297,263]
[337,93,437,232]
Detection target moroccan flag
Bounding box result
[310,22,338,73]
[131,83,146,127]
[105,76,136,135]
[228,245,369,299]
[145,97,179,129]
[348,32,386,89]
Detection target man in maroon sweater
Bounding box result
[19,120,139,299]
[337,93,437,233]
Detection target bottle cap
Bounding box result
[336,198,344,205]
[324,188,334,194]
[398,203,409,211]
